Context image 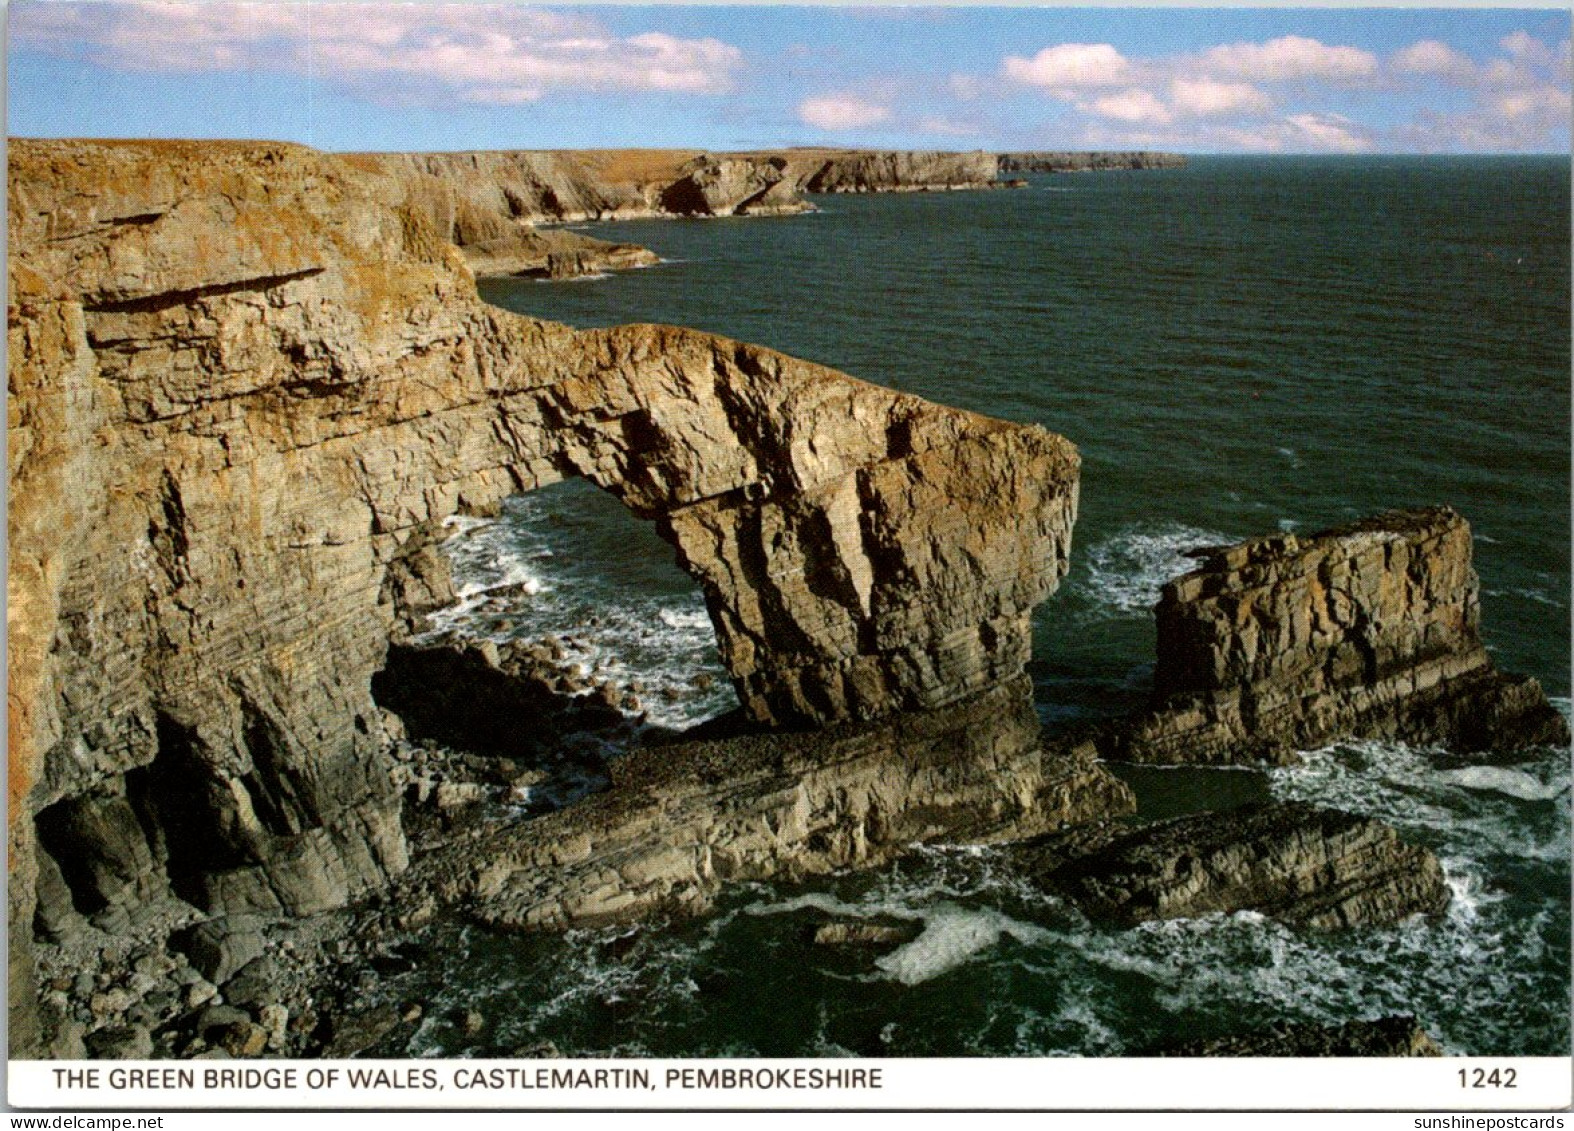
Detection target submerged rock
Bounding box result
[1012,801,1450,929]
[811,918,924,948]
[320,1004,404,1059]
[1100,508,1570,766]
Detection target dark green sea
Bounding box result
[391,158,1572,1057]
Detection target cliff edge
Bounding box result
[7,138,1094,1053]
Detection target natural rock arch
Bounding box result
[6,140,1079,1033]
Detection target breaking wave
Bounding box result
[1077,522,1233,618]
[419,490,736,732]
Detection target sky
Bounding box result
[7,3,1571,154]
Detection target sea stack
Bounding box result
[1099,507,1570,765]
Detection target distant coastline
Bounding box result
[345,147,1187,279]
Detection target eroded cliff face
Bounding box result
[1101,508,1570,765]
[997,152,1188,173]
[7,139,1090,1051]
[347,148,1011,278]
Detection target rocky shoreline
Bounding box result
[998,151,1189,173]
[354,146,1187,280]
[8,138,1562,1061]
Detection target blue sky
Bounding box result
[8,4,1571,153]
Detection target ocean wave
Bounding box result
[1437,764,1570,802]
[420,493,737,731]
[874,904,1049,986]
[1078,521,1232,618]
[1267,740,1571,864]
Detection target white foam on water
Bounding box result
[744,891,876,920]
[1078,521,1232,618]
[874,903,1048,986]
[658,607,713,631]
[1268,740,1571,863]
[422,494,738,731]
[1438,765,1570,802]
[1483,585,1568,608]
[1277,446,1304,468]
[1438,856,1504,922]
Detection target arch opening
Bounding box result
[373,477,738,816]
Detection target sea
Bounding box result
[378,157,1572,1058]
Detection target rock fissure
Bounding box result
[83,267,328,315]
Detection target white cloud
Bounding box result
[10,2,743,104]
[1199,36,1379,83]
[1285,112,1375,152]
[918,116,982,137]
[1169,77,1272,116]
[1493,84,1572,122]
[949,73,983,101]
[1004,28,1568,153]
[1502,31,1541,58]
[1003,43,1131,90]
[798,94,891,131]
[1088,88,1172,125]
[1391,40,1477,83]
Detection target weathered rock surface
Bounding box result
[811,918,923,948]
[1098,508,1570,765]
[350,148,1020,278]
[173,917,267,985]
[8,138,1086,1052]
[795,149,1003,194]
[1151,1015,1444,1057]
[417,676,1134,931]
[997,152,1187,173]
[464,227,659,281]
[1010,801,1451,928]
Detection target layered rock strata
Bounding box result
[418,675,1135,931]
[462,228,659,281]
[1010,801,1451,929]
[1098,508,1570,765]
[8,138,1090,1051]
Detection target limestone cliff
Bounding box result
[345,148,1183,281]
[1099,508,1569,765]
[348,148,1010,278]
[7,138,1091,1051]
[998,151,1187,173]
